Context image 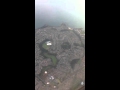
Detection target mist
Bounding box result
[35,0,85,30]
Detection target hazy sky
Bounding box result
[35,0,85,29]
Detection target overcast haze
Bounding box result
[35,0,85,30]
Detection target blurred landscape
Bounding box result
[35,0,85,90]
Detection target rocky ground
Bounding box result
[35,23,85,90]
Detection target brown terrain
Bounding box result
[35,23,85,90]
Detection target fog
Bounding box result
[35,0,85,30]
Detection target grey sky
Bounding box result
[35,0,85,29]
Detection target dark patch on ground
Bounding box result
[61,42,71,49]
[70,59,80,69]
